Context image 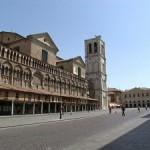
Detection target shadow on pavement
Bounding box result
[142,113,150,118]
[98,117,150,150]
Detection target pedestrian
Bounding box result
[108,105,112,114]
[121,105,125,116]
[145,105,147,110]
[138,106,140,112]
[70,108,72,115]
[62,106,64,115]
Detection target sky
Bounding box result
[1,0,150,91]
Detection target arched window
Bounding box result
[32,60,35,67]
[26,58,28,65]
[1,66,4,75]
[16,54,19,62]
[16,70,20,78]
[5,67,8,76]
[13,53,16,61]
[10,51,13,59]
[7,50,9,58]
[89,43,92,54]
[1,48,5,57]
[24,57,26,64]
[94,42,97,53]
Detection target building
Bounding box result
[0,31,99,115]
[108,88,122,107]
[56,56,85,78]
[85,35,108,109]
[121,87,150,108]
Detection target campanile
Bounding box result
[85,35,108,109]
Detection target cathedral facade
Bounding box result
[0,31,98,115]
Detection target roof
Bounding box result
[0,31,25,39]
[125,87,150,92]
[108,88,122,92]
[56,56,85,67]
[27,32,59,52]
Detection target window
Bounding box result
[101,44,105,56]
[59,66,64,70]
[124,94,127,98]
[14,46,20,52]
[5,91,9,98]
[89,43,92,54]
[42,50,48,63]
[38,95,40,100]
[94,42,97,53]
[16,93,19,99]
[28,94,32,100]
[78,67,81,77]
[45,95,48,101]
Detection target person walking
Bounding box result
[121,105,125,116]
[108,105,112,114]
[138,106,140,112]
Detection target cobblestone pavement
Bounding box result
[0,109,111,129]
[0,108,150,150]
[64,108,150,150]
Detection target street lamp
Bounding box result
[87,91,89,112]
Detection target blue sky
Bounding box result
[1,0,150,90]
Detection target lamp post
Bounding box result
[87,91,89,112]
[59,81,62,119]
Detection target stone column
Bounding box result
[75,103,77,112]
[41,102,43,114]
[23,101,25,115]
[81,104,83,111]
[48,102,50,113]
[0,65,1,81]
[33,102,35,114]
[11,68,14,85]
[54,103,57,113]
[11,100,14,115]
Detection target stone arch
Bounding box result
[32,71,43,89]
[12,65,23,86]
[14,65,23,79]
[24,68,32,80]
[1,47,5,57]
[44,74,50,87]
[2,61,13,76]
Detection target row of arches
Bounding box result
[0,61,87,97]
[0,46,86,83]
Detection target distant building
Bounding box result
[85,35,108,109]
[121,87,150,108]
[0,31,98,115]
[108,88,122,107]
